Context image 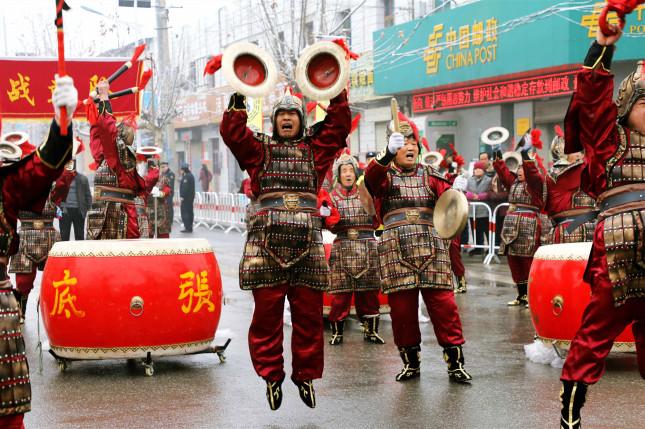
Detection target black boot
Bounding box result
[443,345,472,383]
[329,320,344,345]
[455,276,467,294]
[19,293,28,324]
[265,378,284,411]
[560,381,587,429]
[292,379,316,408]
[363,316,385,344]
[395,345,421,381]
[507,281,528,306]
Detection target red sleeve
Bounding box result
[220,108,263,172]
[90,125,104,163]
[144,167,160,194]
[323,190,341,230]
[50,169,76,206]
[310,90,351,187]
[430,174,452,198]
[564,68,620,197]
[493,159,516,190]
[94,113,119,171]
[522,160,545,203]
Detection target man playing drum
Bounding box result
[0,75,77,429]
[325,153,384,346]
[364,112,472,384]
[558,24,645,429]
[220,87,351,410]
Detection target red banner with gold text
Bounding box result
[0,57,142,120]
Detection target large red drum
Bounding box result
[528,242,635,352]
[41,238,223,360]
[322,231,389,316]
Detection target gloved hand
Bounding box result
[518,132,533,153]
[151,186,164,198]
[387,132,404,155]
[319,204,331,217]
[52,74,78,126]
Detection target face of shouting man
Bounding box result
[275,110,301,139]
[339,164,356,188]
[394,136,419,170]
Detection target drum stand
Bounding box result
[48,338,232,377]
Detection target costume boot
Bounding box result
[329,320,344,345]
[363,316,385,344]
[265,378,284,411]
[559,381,587,429]
[292,379,316,408]
[455,276,467,294]
[507,281,528,306]
[395,345,421,381]
[12,290,26,324]
[443,345,472,383]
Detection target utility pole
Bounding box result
[155,0,176,165]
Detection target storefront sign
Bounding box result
[375,0,645,95]
[412,70,576,113]
[427,120,457,127]
[0,57,142,119]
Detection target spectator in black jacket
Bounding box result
[179,163,195,233]
[60,168,92,240]
[161,162,176,225]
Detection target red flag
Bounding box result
[350,113,361,134]
[332,38,359,60]
[138,69,153,91]
[203,54,223,76]
[306,101,318,115]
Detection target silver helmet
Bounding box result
[333,153,359,184]
[616,60,645,125]
[271,87,305,139]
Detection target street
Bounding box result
[20,228,645,429]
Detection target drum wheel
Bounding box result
[142,352,154,377]
[57,359,69,372]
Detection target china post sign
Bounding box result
[374,0,645,94]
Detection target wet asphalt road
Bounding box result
[18,228,645,429]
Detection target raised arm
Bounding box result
[220,93,263,171]
[310,90,352,171]
[522,158,545,202]
[492,158,516,190]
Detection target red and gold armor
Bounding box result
[147,173,172,237]
[327,184,379,294]
[499,180,542,257]
[377,164,452,293]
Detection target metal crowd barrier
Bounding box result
[173,192,249,233]
[483,202,510,265]
[459,201,510,266]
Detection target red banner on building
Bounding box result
[412,70,578,113]
[0,58,143,119]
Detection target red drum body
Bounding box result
[528,243,635,352]
[41,239,223,359]
[321,231,389,316]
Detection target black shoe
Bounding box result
[329,320,344,345]
[180,229,192,233]
[395,345,421,381]
[443,345,472,383]
[455,276,467,294]
[293,379,316,408]
[560,381,587,429]
[362,316,385,344]
[265,379,283,411]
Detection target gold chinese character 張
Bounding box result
[89,74,108,95]
[423,24,444,75]
[47,79,56,104]
[50,269,86,319]
[178,270,216,314]
[7,73,36,107]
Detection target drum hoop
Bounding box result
[531,242,592,261]
[50,338,215,359]
[48,238,213,257]
[535,336,635,353]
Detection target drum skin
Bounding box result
[40,239,223,359]
[528,242,635,352]
[322,232,389,316]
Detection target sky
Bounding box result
[0,0,227,57]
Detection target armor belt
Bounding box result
[258,193,317,211]
[95,186,136,204]
[335,229,374,240]
[20,220,54,230]
[599,190,645,212]
[553,209,599,233]
[383,208,434,228]
[508,204,539,214]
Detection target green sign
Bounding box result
[427,120,457,127]
[374,0,645,95]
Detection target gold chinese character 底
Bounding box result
[50,269,86,319]
[178,270,215,314]
[7,73,36,107]
[423,24,444,75]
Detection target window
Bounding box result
[118,0,135,6]
[305,22,315,45]
[384,0,394,27]
[118,0,151,7]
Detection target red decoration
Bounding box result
[138,69,153,91]
[306,101,318,114]
[203,54,223,76]
[350,113,361,134]
[74,137,85,155]
[531,128,543,150]
[331,38,359,61]
[599,0,645,36]
[554,124,564,138]
[397,111,420,142]
[421,136,430,152]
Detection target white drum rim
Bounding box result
[532,242,593,261]
[48,238,214,257]
[1,130,29,145]
[481,126,509,145]
[222,41,278,98]
[50,338,214,359]
[295,41,349,101]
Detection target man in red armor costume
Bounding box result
[364,112,472,384]
[86,79,148,239]
[0,75,76,429]
[493,142,545,307]
[558,26,645,429]
[220,87,350,410]
[325,153,384,345]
